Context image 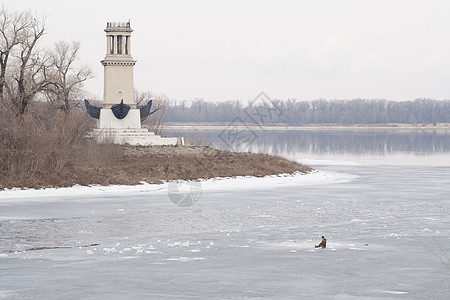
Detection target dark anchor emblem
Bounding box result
[138,100,153,121]
[111,99,130,119]
[84,99,101,119]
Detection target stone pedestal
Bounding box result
[98,109,141,129]
[92,108,182,146]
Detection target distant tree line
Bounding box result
[166,98,450,125]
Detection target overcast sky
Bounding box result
[4,0,450,102]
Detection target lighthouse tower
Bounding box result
[86,21,181,146]
[98,21,140,129]
[102,21,135,108]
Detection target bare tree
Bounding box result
[44,40,93,113]
[0,6,31,99]
[0,7,50,115]
[12,15,48,115]
[136,90,170,134]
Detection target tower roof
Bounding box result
[105,21,133,32]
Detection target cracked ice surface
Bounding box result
[0,163,449,299]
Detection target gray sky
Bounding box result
[4,0,450,102]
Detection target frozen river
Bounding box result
[1,128,450,299]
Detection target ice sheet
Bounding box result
[0,163,449,299]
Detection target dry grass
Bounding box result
[0,107,121,189]
[113,146,312,184]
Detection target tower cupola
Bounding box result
[104,21,133,56]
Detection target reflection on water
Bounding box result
[163,128,450,165]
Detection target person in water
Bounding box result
[315,236,327,248]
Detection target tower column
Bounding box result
[111,35,115,54]
[106,35,111,55]
[125,36,130,55]
[122,35,126,55]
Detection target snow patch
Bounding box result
[0,170,356,204]
[385,290,408,295]
[164,257,206,262]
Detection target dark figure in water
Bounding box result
[315,236,327,248]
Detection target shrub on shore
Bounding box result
[0,106,120,189]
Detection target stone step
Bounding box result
[90,128,182,146]
[93,128,153,132]
[92,129,156,136]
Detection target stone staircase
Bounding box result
[90,128,184,146]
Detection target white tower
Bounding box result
[97,21,140,129]
[102,22,135,108]
[86,21,182,146]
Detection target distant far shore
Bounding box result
[164,123,450,130]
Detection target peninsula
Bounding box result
[0,144,312,190]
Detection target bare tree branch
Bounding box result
[136,90,170,135]
[44,40,93,113]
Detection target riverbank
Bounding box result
[0,145,312,190]
[164,123,450,131]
